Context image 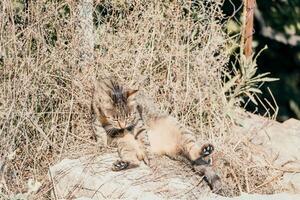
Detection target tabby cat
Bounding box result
[92,77,220,190]
[92,78,149,170]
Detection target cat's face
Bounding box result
[105,107,137,129]
[103,88,139,130]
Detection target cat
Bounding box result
[91,77,149,170]
[91,77,220,190]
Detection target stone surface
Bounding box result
[209,193,300,200]
[49,154,213,199]
[49,113,300,199]
[233,113,300,193]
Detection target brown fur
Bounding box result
[115,130,149,168]
[92,78,148,170]
[144,115,220,191]
[92,78,141,138]
[147,115,205,161]
[92,78,220,190]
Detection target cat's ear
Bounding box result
[125,89,138,99]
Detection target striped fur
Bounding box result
[145,115,213,163]
[92,77,148,170]
[92,78,220,190]
[92,77,142,138]
[112,130,149,171]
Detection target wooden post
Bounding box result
[243,0,255,58]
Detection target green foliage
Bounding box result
[222,0,300,119]
[223,47,279,107]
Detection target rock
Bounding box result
[233,113,300,193]
[49,154,212,199]
[209,193,300,200]
[49,113,300,199]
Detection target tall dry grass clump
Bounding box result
[0,0,279,198]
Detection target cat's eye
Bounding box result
[107,116,117,121]
[113,115,119,120]
[126,124,134,131]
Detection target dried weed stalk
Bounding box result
[0,0,279,198]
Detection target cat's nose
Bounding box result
[119,121,126,129]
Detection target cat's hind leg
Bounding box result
[200,143,214,158]
[180,131,214,164]
[193,165,222,192]
[192,143,214,165]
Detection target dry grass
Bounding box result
[0,0,279,198]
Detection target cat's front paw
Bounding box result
[200,143,214,157]
[112,160,129,171]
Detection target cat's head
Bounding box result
[101,81,139,130]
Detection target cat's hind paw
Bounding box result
[200,143,214,158]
